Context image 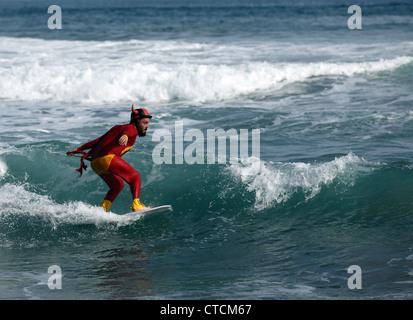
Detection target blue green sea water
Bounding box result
[1,0,413,300]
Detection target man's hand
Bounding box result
[66,150,77,156]
[119,134,128,146]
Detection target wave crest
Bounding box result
[1,37,411,104]
[0,183,141,231]
[228,153,376,210]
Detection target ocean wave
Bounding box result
[0,183,142,232]
[228,153,377,210]
[0,37,411,104]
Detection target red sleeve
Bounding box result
[121,125,137,139]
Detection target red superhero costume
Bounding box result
[68,106,152,212]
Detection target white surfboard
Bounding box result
[127,205,172,217]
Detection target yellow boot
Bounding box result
[131,198,146,211]
[100,199,112,212]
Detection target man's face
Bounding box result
[138,118,150,137]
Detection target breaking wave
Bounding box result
[1,37,412,104]
[228,153,377,210]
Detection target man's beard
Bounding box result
[138,127,146,137]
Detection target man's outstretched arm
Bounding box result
[66,136,101,156]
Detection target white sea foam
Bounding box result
[1,37,412,104]
[0,183,142,229]
[0,159,7,178]
[228,153,373,210]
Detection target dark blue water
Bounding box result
[1,0,413,300]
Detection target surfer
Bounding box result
[66,105,152,212]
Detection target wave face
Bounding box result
[0,145,373,215]
[0,143,410,235]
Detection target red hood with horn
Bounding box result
[131,104,152,121]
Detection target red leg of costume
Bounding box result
[100,173,124,203]
[106,155,141,201]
